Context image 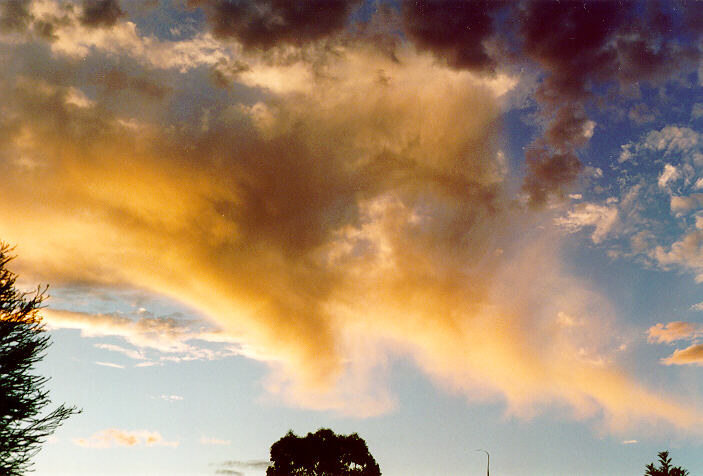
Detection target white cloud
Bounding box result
[73,429,178,448]
[622,439,638,445]
[653,229,703,282]
[670,194,703,215]
[200,435,231,446]
[151,394,184,402]
[645,126,701,155]
[693,103,703,120]
[24,0,231,72]
[44,309,245,363]
[658,164,681,189]
[648,322,703,344]
[93,361,124,369]
[555,203,618,243]
[94,343,145,360]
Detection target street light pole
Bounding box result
[476,449,489,476]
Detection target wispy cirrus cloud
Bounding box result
[211,459,270,475]
[43,308,244,364]
[73,428,178,448]
[200,435,230,446]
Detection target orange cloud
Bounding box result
[1,24,702,434]
[648,321,703,344]
[73,429,178,448]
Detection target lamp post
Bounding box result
[476,449,489,476]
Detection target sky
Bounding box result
[3,0,703,474]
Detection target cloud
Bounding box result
[398,1,703,204]
[555,202,618,243]
[658,164,681,189]
[189,0,360,49]
[662,344,703,366]
[214,460,270,471]
[622,439,638,445]
[648,322,703,344]
[670,194,703,215]
[200,435,230,446]
[1,5,702,434]
[43,309,242,363]
[401,0,500,72]
[653,230,703,283]
[0,0,32,33]
[648,321,703,367]
[80,0,124,28]
[95,69,171,99]
[692,103,703,121]
[73,429,178,448]
[151,394,184,402]
[93,361,124,369]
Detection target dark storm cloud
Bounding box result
[397,0,703,204]
[401,0,504,72]
[0,0,32,33]
[80,0,124,28]
[188,0,361,49]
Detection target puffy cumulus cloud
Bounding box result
[3,0,230,73]
[1,9,701,433]
[662,344,703,366]
[654,230,703,283]
[670,194,703,215]
[569,123,703,280]
[73,428,178,448]
[620,126,703,168]
[658,164,682,190]
[648,321,703,367]
[554,202,618,244]
[188,0,360,49]
[648,322,703,344]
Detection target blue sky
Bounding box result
[3,0,703,474]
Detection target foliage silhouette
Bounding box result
[0,243,80,475]
[645,451,689,476]
[266,428,381,476]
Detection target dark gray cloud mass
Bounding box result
[398,0,703,204]
[80,0,124,28]
[0,0,33,33]
[188,0,361,49]
[401,0,502,72]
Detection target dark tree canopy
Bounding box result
[267,428,381,476]
[0,243,79,475]
[645,451,689,476]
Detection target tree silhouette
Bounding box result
[266,428,381,475]
[0,243,80,475]
[645,451,689,476]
